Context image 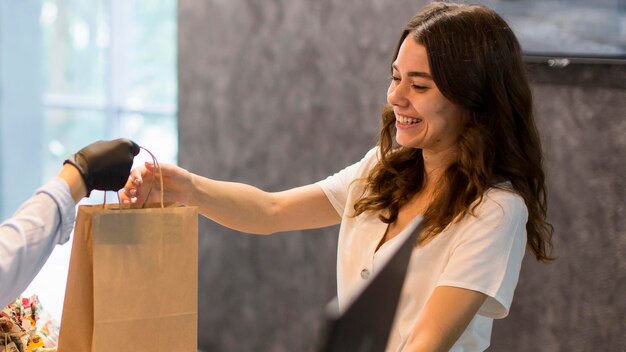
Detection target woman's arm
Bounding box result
[403,286,487,352]
[123,162,342,234]
[190,177,342,234]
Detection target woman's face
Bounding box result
[387,37,465,155]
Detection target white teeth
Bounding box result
[397,115,421,125]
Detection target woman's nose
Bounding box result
[387,82,407,107]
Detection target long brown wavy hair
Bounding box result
[353,2,554,261]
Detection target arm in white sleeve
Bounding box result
[0,177,76,307]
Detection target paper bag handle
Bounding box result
[100,146,165,209]
[139,146,165,209]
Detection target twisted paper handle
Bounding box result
[99,145,165,209]
[138,146,165,209]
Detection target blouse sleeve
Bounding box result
[315,147,379,217]
[436,189,528,319]
[0,178,76,307]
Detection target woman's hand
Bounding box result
[121,162,194,205]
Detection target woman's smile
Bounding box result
[395,114,423,129]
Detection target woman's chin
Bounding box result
[395,136,420,149]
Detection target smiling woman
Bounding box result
[122,2,553,351]
[387,39,465,155]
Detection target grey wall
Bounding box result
[490,64,626,351]
[178,1,422,351]
[178,1,626,351]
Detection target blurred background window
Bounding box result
[41,0,178,180]
[0,0,177,320]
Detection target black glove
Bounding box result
[64,138,140,194]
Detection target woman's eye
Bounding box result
[412,84,428,90]
[389,75,400,81]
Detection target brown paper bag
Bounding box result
[57,203,198,352]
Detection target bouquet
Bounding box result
[0,296,58,352]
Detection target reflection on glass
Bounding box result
[32,0,178,324]
[40,0,107,99]
[39,0,178,181]
[474,0,625,58]
[127,0,177,107]
[42,108,106,181]
[117,112,178,166]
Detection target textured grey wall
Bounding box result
[178,1,425,351]
[490,64,626,352]
[178,1,626,351]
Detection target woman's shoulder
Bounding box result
[446,184,528,249]
[362,146,381,164]
[476,183,528,219]
[347,146,382,178]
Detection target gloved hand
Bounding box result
[64,138,140,195]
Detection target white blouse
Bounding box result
[317,148,528,351]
